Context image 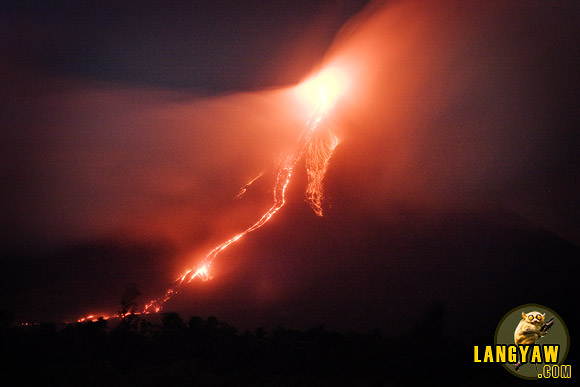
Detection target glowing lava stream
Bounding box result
[143,105,338,314]
[74,67,349,321]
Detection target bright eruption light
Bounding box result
[79,67,349,321]
[297,66,350,112]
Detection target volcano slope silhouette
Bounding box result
[3,132,578,337]
[160,137,580,339]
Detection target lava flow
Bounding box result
[79,66,349,321]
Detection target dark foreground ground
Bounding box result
[1,310,574,386]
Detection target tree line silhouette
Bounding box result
[0,304,524,386]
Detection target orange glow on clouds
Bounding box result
[295,65,351,113]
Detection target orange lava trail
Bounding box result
[234,172,264,199]
[74,66,348,323]
[142,107,332,314]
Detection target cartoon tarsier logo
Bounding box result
[513,311,554,371]
[493,304,569,379]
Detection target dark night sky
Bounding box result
[1,0,579,334]
[1,0,366,91]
